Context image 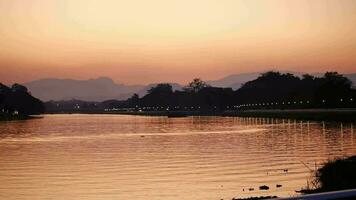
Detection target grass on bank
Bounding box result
[300,155,356,194]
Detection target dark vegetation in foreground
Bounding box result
[233,156,356,200]
[300,155,356,194]
[0,83,44,121]
[45,72,356,119]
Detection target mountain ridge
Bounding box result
[24,72,356,101]
[24,77,144,101]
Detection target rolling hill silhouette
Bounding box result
[24,77,144,101]
[24,72,356,101]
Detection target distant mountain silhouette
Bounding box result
[347,74,356,88]
[207,72,261,89]
[24,77,145,101]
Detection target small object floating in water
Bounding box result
[283,169,288,173]
[276,184,282,188]
[167,113,188,118]
[248,188,254,191]
[140,135,145,137]
[259,185,269,190]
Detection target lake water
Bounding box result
[0,114,355,200]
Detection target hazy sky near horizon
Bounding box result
[1,0,356,85]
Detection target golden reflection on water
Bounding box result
[0,115,355,200]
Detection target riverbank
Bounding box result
[236,156,356,200]
[0,113,37,121]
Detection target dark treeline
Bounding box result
[235,71,356,109]
[138,78,235,111]
[0,83,44,119]
[56,71,355,113]
[116,71,355,111]
[83,78,236,113]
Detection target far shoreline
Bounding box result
[0,114,35,122]
[44,108,356,122]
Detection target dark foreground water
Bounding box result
[0,114,355,200]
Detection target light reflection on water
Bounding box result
[0,114,355,200]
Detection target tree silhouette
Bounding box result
[184,78,210,93]
[147,84,173,94]
[127,93,140,107]
[0,83,44,115]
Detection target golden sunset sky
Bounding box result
[1,0,356,84]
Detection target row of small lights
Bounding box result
[105,106,207,111]
[236,101,309,108]
[1,109,19,115]
[325,98,354,102]
[100,98,354,111]
[236,98,354,108]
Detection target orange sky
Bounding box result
[1,0,356,85]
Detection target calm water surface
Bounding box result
[0,114,355,200]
